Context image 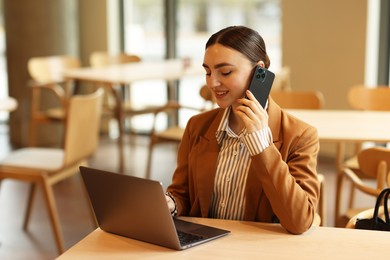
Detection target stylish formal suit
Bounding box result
[167,97,320,234]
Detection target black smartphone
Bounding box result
[247,66,275,108]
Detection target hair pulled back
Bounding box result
[205,25,270,69]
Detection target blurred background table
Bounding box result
[63,59,204,171]
[287,109,390,223]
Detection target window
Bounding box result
[0,1,9,121]
[121,0,281,130]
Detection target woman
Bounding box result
[166,25,320,234]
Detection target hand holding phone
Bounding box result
[247,66,275,108]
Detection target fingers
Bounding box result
[165,195,175,212]
[235,90,268,133]
[237,90,263,115]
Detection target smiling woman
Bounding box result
[165,25,320,235]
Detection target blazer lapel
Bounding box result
[195,109,224,217]
[268,97,283,150]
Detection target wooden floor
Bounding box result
[0,124,377,259]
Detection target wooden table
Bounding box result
[63,59,204,171]
[286,109,390,223]
[0,97,18,111]
[57,217,390,259]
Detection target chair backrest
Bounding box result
[270,90,325,109]
[27,55,81,82]
[199,84,216,110]
[90,51,141,67]
[272,66,292,91]
[357,147,390,184]
[348,85,390,111]
[63,88,104,166]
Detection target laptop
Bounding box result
[79,166,230,250]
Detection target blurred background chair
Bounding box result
[270,89,325,109]
[145,85,215,178]
[0,97,18,112]
[90,51,141,67]
[337,86,390,225]
[337,147,390,226]
[272,66,292,91]
[345,85,390,159]
[89,51,164,136]
[27,55,81,146]
[347,85,390,111]
[0,89,103,255]
[270,89,326,225]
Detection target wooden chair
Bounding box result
[338,147,390,226]
[90,51,141,67]
[28,55,81,146]
[145,85,215,178]
[270,90,325,109]
[337,85,390,224]
[270,89,326,226]
[0,97,18,112]
[0,89,103,255]
[347,85,390,111]
[89,51,163,135]
[345,86,390,159]
[272,66,292,91]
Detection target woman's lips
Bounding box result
[214,90,228,99]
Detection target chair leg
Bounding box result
[40,177,65,254]
[23,183,37,230]
[29,121,37,147]
[348,182,356,209]
[318,174,326,226]
[335,171,345,225]
[145,142,155,179]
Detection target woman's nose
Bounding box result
[207,74,221,87]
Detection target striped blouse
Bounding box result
[209,107,272,220]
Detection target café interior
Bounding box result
[0,0,390,259]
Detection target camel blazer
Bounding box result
[167,98,320,234]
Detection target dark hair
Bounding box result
[205,25,270,69]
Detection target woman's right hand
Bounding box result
[235,90,269,133]
[165,195,176,214]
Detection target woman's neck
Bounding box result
[228,107,244,134]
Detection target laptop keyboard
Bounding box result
[177,230,205,246]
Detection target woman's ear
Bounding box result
[257,61,265,68]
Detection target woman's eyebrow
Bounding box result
[202,62,234,69]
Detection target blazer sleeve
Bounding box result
[251,119,320,234]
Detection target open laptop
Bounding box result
[79,166,230,250]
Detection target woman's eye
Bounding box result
[221,71,232,76]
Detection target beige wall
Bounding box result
[282,0,367,109]
[78,0,108,66]
[282,0,368,157]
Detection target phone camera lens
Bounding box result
[261,73,266,78]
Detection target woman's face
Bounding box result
[203,43,254,109]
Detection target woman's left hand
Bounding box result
[235,90,269,133]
